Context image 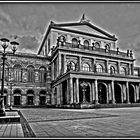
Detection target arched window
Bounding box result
[105,43,110,50]
[13,64,22,82]
[95,42,100,48]
[120,67,126,75]
[72,38,78,47]
[84,40,89,48]
[39,90,46,105]
[39,67,46,83]
[82,63,90,71]
[27,65,35,82]
[67,61,76,71]
[110,66,116,74]
[96,64,104,73]
[27,89,34,105]
[13,89,21,105]
[59,35,66,42]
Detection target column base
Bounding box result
[95,100,99,104]
[127,101,131,104]
[112,100,116,104]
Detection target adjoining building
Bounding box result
[1,14,140,108]
[0,52,51,107]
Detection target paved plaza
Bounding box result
[0,111,24,138]
[18,107,140,138]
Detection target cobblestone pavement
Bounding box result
[19,107,140,138]
[0,123,24,137]
[0,111,24,138]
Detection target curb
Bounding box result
[18,111,36,137]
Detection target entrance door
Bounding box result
[114,84,122,103]
[85,85,90,102]
[4,96,7,106]
[98,83,107,104]
[129,85,135,103]
[27,96,34,105]
[39,96,46,105]
[14,96,20,105]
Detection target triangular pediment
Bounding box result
[62,24,112,39]
[51,21,117,41]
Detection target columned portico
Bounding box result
[48,16,140,109]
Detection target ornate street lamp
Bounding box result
[80,81,88,103]
[0,38,19,116]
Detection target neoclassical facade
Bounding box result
[2,15,140,108]
[38,15,140,108]
[0,52,51,107]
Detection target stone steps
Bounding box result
[0,111,20,123]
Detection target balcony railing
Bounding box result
[66,67,138,77]
[54,42,132,59]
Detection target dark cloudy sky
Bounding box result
[0,2,140,65]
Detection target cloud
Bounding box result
[0,8,12,25]
[18,35,39,53]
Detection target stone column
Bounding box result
[70,78,73,104]
[128,63,131,75]
[59,84,63,105]
[79,56,82,71]
[121,86,124,103]
[126,81,130,104]
[108,83,112,103]
[7,93,10,106]
[134,85,137,103]
[35,94,39,106]
[111,81,116,104]
[92,58,95,72]
[117,61,120,74]
[76,78,79,103]
[57,86,60,105]
[58,53,62,76]
[91,82,95,103]
[21,95,27,106]
[138,83,140,102]
[51,62,54,80]
[131,63,134,75]
[105,60,109,73]
[63,54,67,73]
[73,79,77,103]
[90,83,93,103]
[67,79,70,104]
[94,79,99,104]
[106,84,109,104]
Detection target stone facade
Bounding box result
[2,15,140,108]
[38,15,140,108]
[0,52,51,107]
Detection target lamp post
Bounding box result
[0,38,19,116]
[7,68,16,110]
